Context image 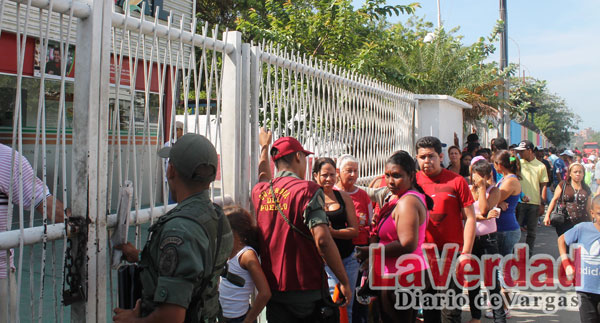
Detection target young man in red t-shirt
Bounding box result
[415,136,476,323]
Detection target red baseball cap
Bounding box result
[271,136,313,161]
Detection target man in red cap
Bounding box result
[251,128,351,322]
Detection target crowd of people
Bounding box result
[234,131,600,323]
[209,130,600,323]
[3,127,600,323]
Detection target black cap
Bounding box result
[515,140,534,151]
[158,133,218,181]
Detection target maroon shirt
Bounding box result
[252,175,324,292]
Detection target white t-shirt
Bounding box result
[218,246,257,318]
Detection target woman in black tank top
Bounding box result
[326,190,355,258]
[313,158,359,311]
[313,158,359,253]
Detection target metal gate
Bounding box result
[0,0,415,321]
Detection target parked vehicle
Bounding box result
[584,142,599,156]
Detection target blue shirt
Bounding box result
[495,175,520,232]
[564,222,600,294]
[553,158,567,186]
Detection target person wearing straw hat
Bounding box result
[114,133,233,323]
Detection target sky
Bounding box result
[352,0,600,131]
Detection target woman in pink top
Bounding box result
[468,157,506,323]
[357,150,432,322]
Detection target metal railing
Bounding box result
[254,43,415,179]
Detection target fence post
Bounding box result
[71,0,111,321]
[239,42,251,209]
[249,45,261,193]
[221,31,247,205]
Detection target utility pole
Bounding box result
[437,0,442,29]
[499,0,510,140]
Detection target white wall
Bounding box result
[414,95,471,166]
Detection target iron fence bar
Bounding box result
[111,11,234,55]
[0,204,176,250]
[11,2,35,322]
[6,0,90,18]
[249,44,261,191]
[258,51,415,103]
[31,2,56,320]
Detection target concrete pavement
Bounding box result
[461,223,580,322]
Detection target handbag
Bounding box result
[550,181,567,227]
[269,182,342,323]
[356,277,378,299]
[311,270,341,323]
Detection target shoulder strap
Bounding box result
[332,189,345,209]
[269,180,314,242]
[559,181,567,204]
[403,190,427,210]
[496,174,515,188]
[159,204,225,275]
[184,203,226,323]
[269,182,344,308]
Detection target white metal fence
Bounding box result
[0,0,416,321]
[254,43,416,184]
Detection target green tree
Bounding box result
[509,78,580,146]
[195,0,580,139]
[235,0,417,65]
[195,0,266,28]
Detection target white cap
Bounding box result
[560,149,575,157]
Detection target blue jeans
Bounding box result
[547,187,554,205]
[496,229,521,288]
[496,229,521,256]
[325,253,359,323]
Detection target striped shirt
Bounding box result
[0,144,49,279]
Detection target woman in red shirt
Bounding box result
[335,154,374,247]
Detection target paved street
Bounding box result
[461,223,580,322]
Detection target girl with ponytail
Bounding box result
[356,150,431,322]
[490,150,523,318]
[492,150,522,256]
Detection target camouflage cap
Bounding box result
[158,133,218,181]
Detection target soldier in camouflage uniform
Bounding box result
[113,133,233,323]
